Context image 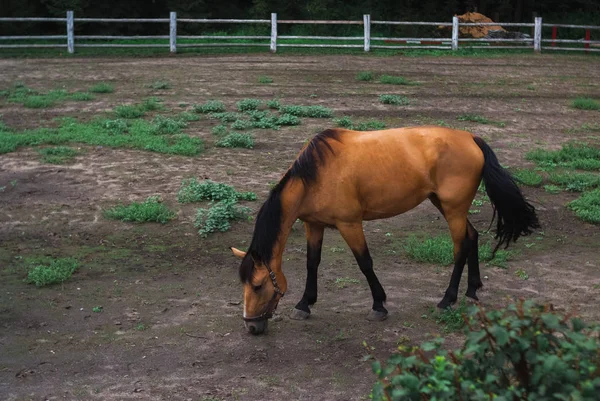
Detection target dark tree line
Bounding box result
[1,0,598,35]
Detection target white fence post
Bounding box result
[66,10,74,54]
[270,13,277,53]
[451,16,459,51]
[170,12,177,53]
[363,14,371,52]
[534,17,542,53]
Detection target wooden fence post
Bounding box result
[534,17,542,53]
[363,14,370,52]
[170,12,177,53]
[270,13,277,53]
[451,16,459,51]
[67,11,74,54]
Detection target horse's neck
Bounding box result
[271,178,305,263]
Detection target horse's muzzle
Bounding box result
[245,318,268,335]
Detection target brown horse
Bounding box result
[231,126,539,335]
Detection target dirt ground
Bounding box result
[1,53,599,401]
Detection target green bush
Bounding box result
[276,113,301,126]
[231,119,254,130]
[216,133,255,148]
[114,104,145,119]
[371,300,600,401]
[356,71,374,81]
[27,258,78,287]
[177,179,256,203]
[193,100,226,113]
[104,196,176,224]
[512,168,543,187]
[151,115,187,135]
[211,124,229,136]
[379,95,410,105]
[237,98,262,112]
[279,105,333,118]
[89,82,114,93]
[195,198,251,237]
[266,99,281,109]
[568,188,600,224]
[572,97,600,111]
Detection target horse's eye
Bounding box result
[253,284,263,292]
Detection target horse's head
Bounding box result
[231,247,287,335]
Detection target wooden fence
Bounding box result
[1,12,599,54]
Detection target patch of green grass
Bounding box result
[114,104,146,119]
[266,99,281,109]
[334,116,354,129]
[571,97,600,111]
[193,100,226,113]
[334,116,385,131]
[152,115,187,135]
[216,133,254,148]
[526,143,600,171]
[279,105,333,118]
[356,71,373,81]
[526,84,536,91]
[38,146,78,164]
[92,306,103,313]
[195,198,251,237]
[135,323,147,331]
[211,124,229,136]
[379,94,410,105]
[104,196,176,224]
[515,268,529,280]
[147,80,172,90]
[276,113,301,126]
[548,171,600,192]
[237,98,262,112]
[26,257,78,287]
[335,277,360,288]
[435,297,468,333]
[89,82,114,93]
[457,114,505,127]
[379,75,414,85]
[70,92,95,101]
[177,179,256,203]
[568,188,600,224]
[544,184,562,194]
[258,76,273,84]
[512,168,543,187]
[140,97,163,111]
[178,111,201,122]
[23,95,56,108]
[230,119,254,130]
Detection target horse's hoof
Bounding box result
[367,310,388,322]
[437,299,455,310]
[290,308,310,320]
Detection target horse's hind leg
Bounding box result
[465,220,483,300]
[291,222,325,320]
[337,222,388,321]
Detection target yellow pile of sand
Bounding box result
[456,12,506,38]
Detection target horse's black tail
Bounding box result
[473,136,540,254]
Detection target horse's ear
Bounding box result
[230,247,247,259]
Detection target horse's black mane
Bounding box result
[239,129,341,283]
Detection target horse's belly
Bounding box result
[361,190,430,221]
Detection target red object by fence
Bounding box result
[585,29,591,52]
[551,26,557,47]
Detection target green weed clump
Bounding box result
[266,99,281,109]
[276,113,301,126]
[38,146,78,164]
[526,143,600,171]
[379,94,410,105]
[568,188,600,224]
[279,105,333,118]
[178,111,201,122]
[195,199,251,237]
[211,124,229,136]
[178,179,256,203]
[371,300,600,401]
[435,297,469,333]
[194,100,226,113]
[209,112,243,123]
[27,258,78,287]
[379,75,413,85]
[231,119,254,130]
[216,133,255,148]
[104,196,176,224]
[237,98,262,112]
[89,82,114,93]
[334,116,386,131]
[258,76,273,84]
[356,71,374,81]
[114,97,163,119]
[512,168,543,187]
[70,92,95,101]
[548,171,599,192]
[571,97,600,111]
[151,115,187,135]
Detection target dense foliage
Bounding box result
[371,300,600,401]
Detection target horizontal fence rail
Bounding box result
[0,12,598,54]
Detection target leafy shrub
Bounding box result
[246,111,280,129]
[152,115,187,135]
[216,133,255,148]
[231,119,254,130]
[334,116,354,128]
[512,168,543,187]
[266,99,281,109]
[193,100,226,113]
[211,124,229,136]
[568,188,600,224]
[276,113,301,126]
[23,96,56,108]
[89,82,114,93]
[356,71,374,81]
[195,198,251,237]
[27,258,78,287]
[379,95,410,105]
[279,105,333,118]
[371,300,600,401]
[237,98,262,112]
[178,111,201,122]
[434,297,469,333]
[571,97,600,111]
[258,76,273,84]
[100,118,128,135]
[114,104,145,119]
[38,146,78,164]
[104,196,176,224]
[177,179,256,203]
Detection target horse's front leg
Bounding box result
[291,223,324,320]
